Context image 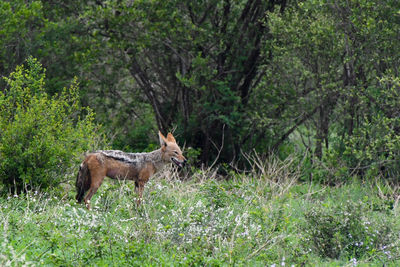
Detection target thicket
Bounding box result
[0,58,103,192]
[0,0,399,184]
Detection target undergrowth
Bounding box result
[1,158,400,266]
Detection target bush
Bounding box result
[303,200,394,260]
[0,57,104,192]
[316,76,400,182]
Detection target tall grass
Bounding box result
[1,157,400,266]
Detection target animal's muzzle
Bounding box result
[172,158,187,168]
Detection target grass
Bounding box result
[1,158,400,266]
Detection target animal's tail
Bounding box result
[76,161,91,203]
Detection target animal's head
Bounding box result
[159,131,187,168]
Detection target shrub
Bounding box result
[317,76,400,182]
[303,200,394,260]
[0,57,104,192]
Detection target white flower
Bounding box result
[195,200,203,208]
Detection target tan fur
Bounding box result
[76,132,186,209]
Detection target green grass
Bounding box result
[1,161,400,266]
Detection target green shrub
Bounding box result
[303,200,394,260]
[343,115,400,180]
[0,57,104,192]
[315,76,400,182]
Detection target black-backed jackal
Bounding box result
[76,131,186,209]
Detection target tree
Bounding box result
[252,0,400,180]
[0,1,45,87]
[80,0,287,164]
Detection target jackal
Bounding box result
[76,131,186,209]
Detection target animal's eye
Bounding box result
[174,151,178,154]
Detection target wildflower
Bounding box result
[156,184,164,190]
[234,215,241,223]
[195,200,203,208]
[384,250,392,259]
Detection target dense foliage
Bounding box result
[1,1,400,265]
[0,0,399,181]
[258,0,400,182]
[0,58,103,192]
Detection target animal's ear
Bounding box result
[159,131,168,147]
[167,133,176,143]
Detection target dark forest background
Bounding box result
[1,0,400,187]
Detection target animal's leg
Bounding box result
[136,165,154,206]
[135,181,145,206]
[84,187,97,210]
[134,181,139,195]
[84,175,105,210]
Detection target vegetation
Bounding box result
[0,58,103,192]
[0,0,400,265]
[1,164,400,266]
[1,0,399,173]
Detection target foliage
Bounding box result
[0,0,45,85]
[71,0,399,172]
[249,0,400,181]
[0,58,103,192]
[304,200,394,259]
[1,0,399,178]
[340,76,400,180]
[1,2,400,265]
[77,0,289,164]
